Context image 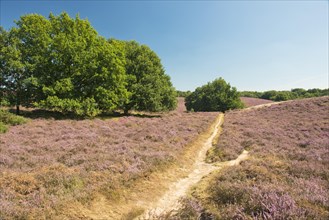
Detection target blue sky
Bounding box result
[1,0,328,91]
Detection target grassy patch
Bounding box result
[0,121,8,133]
[0,109,28,133]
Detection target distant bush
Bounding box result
[238,91,262,98]
[185,78,244,112]
[240,88,329,101]
[176,90,192,97]
[0,109,28,133]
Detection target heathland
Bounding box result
[0,98,219,219]
[175,96,329,219]
[1,11,328,220]
[2,96,328,220]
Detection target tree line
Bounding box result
[176,90,191,97]
[240,88,328,101]
[0,12,177,117]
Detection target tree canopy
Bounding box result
[109,39,177,114]
[0,12,177,117]
[185,77,244,112]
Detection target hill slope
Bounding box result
[0,98,218,219]
[177,96,329,219]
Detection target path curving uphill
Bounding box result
[136,114,248,219]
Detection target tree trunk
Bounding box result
[16,104,20,115]
[16,92,20,115]
[124,108,129,115]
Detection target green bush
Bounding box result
[241,88,329,101]
[0,109,28,133]
[0,121,8,133]
[0,109,28,125]
[0,98,11,107]
[176,90,192,97]
[78,98,101,118]
[37,96,102,118]
[185,77,244,112]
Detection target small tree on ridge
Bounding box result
[185,77,244,112]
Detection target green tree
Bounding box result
[0,27,8,106]
[273,91,291,101]
[185,77,244,112]
[0,26,33,114]
[14,14,52,112]
[176,90,192,97]
[110,40,176,114]
[11,12,128,117]
[260,90,278,100]
[291,88,306,98]
[239,91,262,98]
[2,13,177,117]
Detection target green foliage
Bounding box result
[0,109,28,125]
[0,98,10,107]
[37,96,100,117]
[78,98,101,117]
[240,88,329,101]
[176,90,192,97]
[110,40,177,114]
[0,15,52,113]
[185,77,244,112]
[1,13,130,117]
[238,91,262,98]
[1,13,177,117]
[37,13,128,116]
[0,109,28,133]
[0,121,8,133]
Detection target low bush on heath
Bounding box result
[0,109,28,133]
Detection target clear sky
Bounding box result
[1,0,328,91]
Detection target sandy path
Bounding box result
[136,114,248,219]
[133,102,287,219]
[66,103,281,219]
[243,100,286,111]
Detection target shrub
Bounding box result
[185,77,244,112]
[37,96,101,118]
[241,88,329,101]
[0,109,28,125]
[0,98,10,107]
[0,121,8,133]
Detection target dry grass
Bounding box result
[177,96,329,219]
[0,98,218,219]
